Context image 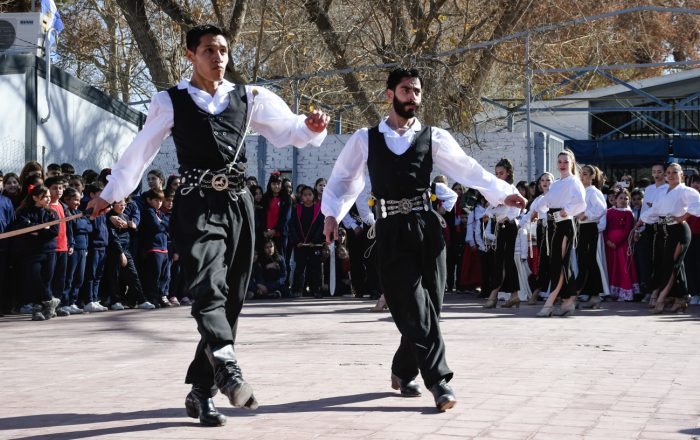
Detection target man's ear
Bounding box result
[386,88,394,103]
[185,48,195,62]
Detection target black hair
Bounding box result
[186,24,226,52]
[690,174,700,184]
[163,188,176,199]
[46,163,61,172]
[495,158,515,184]
[631,188,644,198]
[147,169,165,185]
[85,182,104,195]
[44,175,67,188]
[18,183,49,213]
[61,163,75,175]
[299,185,314,196]
[166,175,181,191]
[62,186,80,203]
[82,169,98,184]
[97,168,112,187]
[386,68,422,90]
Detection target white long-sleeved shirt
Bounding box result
[582,185,607,222]
[485,184,522,221]
[469,204,489,251]
[101,79,327,203]
[640,182,669,218]
[640,184,700,223]
[529,175,586,218]
[320,117,517,222]
[518,194,548,228]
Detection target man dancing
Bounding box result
[321,68,525,411]
[88,25,329,426]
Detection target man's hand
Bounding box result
[504,193,527,209]
[86,196,111,219]
[109,216,128,229]
[323,216,339,243]
[305,110,330,133]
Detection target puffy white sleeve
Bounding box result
[466,210,476,246]
[564,178,587,217]
[246,86,327,148]
[683,186,700,217]
[321,129,369,221]
[435,182,458,212]
[585,188,607,221]
[355,178,376,226]
[431,128,517,207]
[101,91,174,203]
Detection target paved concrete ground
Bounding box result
[1,295,699,440]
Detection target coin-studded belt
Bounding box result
[375,194,431,219]
[180,167,246,197]
[658,216,679,226]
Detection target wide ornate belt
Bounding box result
[658,216,678,226]
[376,195,430,218]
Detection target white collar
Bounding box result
[177,78,236,94]
[378,117,422,135]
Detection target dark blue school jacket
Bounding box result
[139,207,168,252]
[89,215,109,249]
[10,206,58,255]
[0,194,15,252]
[67,207,93,251]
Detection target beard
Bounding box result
[393,96,419,119]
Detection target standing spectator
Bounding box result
[9,184,60,320]
[19,161,43,184]
[605,188,639,301]
[62,187,89,314]
[60,163,76,176]
[139,188,171,308]
[162,189,183,306]
[261,172,292,255]
[314,178,327,203]
[0,188,15,315]
[84,183,109,312]
[523,172,553,304]
[46,163,63,178]
[637,164,668,302]
[45,176,71,316]
[103,199,155,310]
[165,175,181,193]
[289,185,325,298]
[1,172,21,208]
[685,175,700,305]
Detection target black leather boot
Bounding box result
[185,385,227,426]
[390,373,422,397]
[205,344,259,410]
[429,379,457,412]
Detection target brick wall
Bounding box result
[146,130,532,190]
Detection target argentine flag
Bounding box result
[41,0,63,34]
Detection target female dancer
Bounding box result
[576,165,608,308]
[530,150,586,317]
[639,163,700,313]
[484,158,522,308]
[522,172,554,305]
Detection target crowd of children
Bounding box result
[2,158,698,321]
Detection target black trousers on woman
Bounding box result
[651,222,691,299]
[375,210,452,389]
[491,220,519,293]
[576,223,604,295]
[549,217,576,299]
[171,189,254,389]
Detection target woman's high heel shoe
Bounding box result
[579,295,601,309]
[669,296,690,313]
[502,296,520,308]
[536,306,554,317]
[483,298,497,308]
[648,292,659,308]
[528,289,540,305]
[652,297,667,314]
[370,295,388,312]
[553,302,575,317]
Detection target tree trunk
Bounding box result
[115,0,175,90]
[304,0,381,125]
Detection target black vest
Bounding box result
[366,125,432,200]
[167,85,248,171]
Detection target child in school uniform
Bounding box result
[289,185,325,298]
[45,176,72,316]
[0,190,15,315]
[605,188,639,301]
[104,199,155,310]
[9,184,60,321]
[84,183,109,312]
[62,187,88,314]
[138,189,170,308]
[258,239,288,298]
[161,189,183,306]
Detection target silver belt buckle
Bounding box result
[398,199,413,214]
[211,173,229,191]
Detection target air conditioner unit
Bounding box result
[0,13,43,55]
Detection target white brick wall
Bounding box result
[146,130,532,190]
